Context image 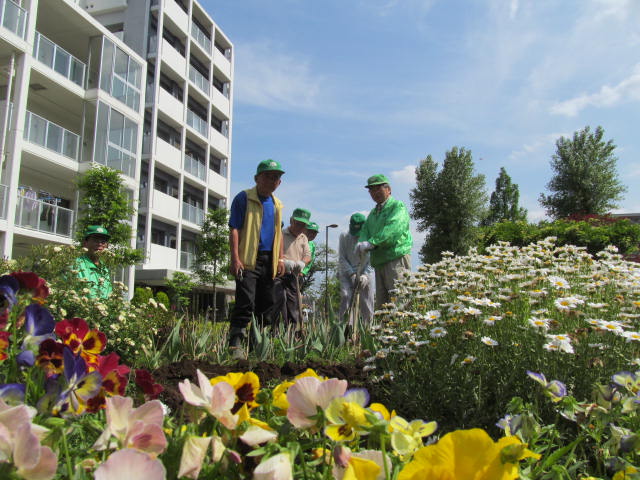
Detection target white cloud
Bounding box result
[390,165,416,185]
[508,132,567,161]
[234,41,325,111]
[509,0,519,20]
[625,162,640,178]
[550,64,640,116]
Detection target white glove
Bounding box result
[283,259,296,273]
[294,260,306,274]
[355,241,373,255]
[358,274,369,288]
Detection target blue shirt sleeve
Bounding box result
[229,191,247,229]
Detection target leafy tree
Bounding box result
[165,271,196,313]
[410,147,487,263]
[192,208,230,321]
[482,167,527,226]
[75,165,142,264]
[539,126,627,219]
[301,243,335,293]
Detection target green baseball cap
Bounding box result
[349,213,366,225]
[256,159,285,175]
[307,221,319,232]
[84,225,110,239]
[365,174,390,188]
[291,208,311,225]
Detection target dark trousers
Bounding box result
[280,273,302,326]
[230,252,276,330]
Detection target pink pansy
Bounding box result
[286,376,348,428]
[13,423,58,480]
[179,369,238,429]
[253,452,293,480]
[94,448,166,480]
[178,435,212,479]
[93,396,166,455]
[240,425,278,446]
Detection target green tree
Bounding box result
[76,164,142,264]
[165,271,196,313]
[410,147,487,263]
[482,167,527,226]
[539,126,627,219]
[193,208,230,321]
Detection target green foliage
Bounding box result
[539,126,627,219]
[165,271,196,312]
[301,243,336,294]
[155,291,170,309]
[482,167,527,226]
[478,216,640,256]
[8,244,174,364]
[132,286,153,306]
[364,238,640,440]
[410,147,487,263]
[76,164,143,264]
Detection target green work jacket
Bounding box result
[302,240,316,275]
[360,196,412,268]
[75,255,113,299]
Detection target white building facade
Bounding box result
[85,0,234,295]
[0,0,146,293]
[0,0,234,305]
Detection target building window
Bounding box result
[100,37,142,111]
[94,101,138,178]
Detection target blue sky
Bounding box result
[202,0,640,264]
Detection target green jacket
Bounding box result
[360,196,412,268]
[302,240,316,275]
[75,255,113,299]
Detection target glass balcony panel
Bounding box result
[46,123,62,152]
[63,130,78,159]
[180,250,195,270]
[26,113,46,146]
[184,153,206,180]
[0,184,7,219]
[186,109,207,137]
[105,146,135,178]
[1,0,27,38]
[70,58,85,86]
[35,35,55,66]
[189,65,209,95]
[182,202,204,224]
[15,194,74,238]
[191,23,211,53]
[54,49,70,78]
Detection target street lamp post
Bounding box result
[325,223,338,319]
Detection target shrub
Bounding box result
[132,286,153,306]
[155,291,170,309]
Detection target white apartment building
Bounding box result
[0,0,234,310]
[0,0,146,293]
[85,0,234,308]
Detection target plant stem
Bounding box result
[61,425,73,479]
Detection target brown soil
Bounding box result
[153,359,370,413]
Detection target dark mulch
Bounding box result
[153,359,371,413]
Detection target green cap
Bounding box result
[84,225,110,239]
[349,213,366,226]
[291,208,311,225]
[365,174,390,188]
[256,159,285,175]
[307,221,319,232]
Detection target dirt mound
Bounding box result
[153,359,369,413]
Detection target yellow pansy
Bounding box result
[325,390,371,442]
[210,371,260,412]
[272,380,294,413]
[390,416,437,457]
[398,428,539,480]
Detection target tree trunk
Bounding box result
[212,263,217,322]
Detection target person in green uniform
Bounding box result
[302,221,319,276]
[356,174,412,308]
[75,225,113,299]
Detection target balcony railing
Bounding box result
[33,32,86,87]
[16,194,74,238]
[0,0,27,39]
[188,65,209,95]
[186,109,207,137]
[180,250,195,270]
[184,153,206,180]
[0,184,7,219]
[191,22,211,53]
[24,111,80,161]
[182,202,204,225]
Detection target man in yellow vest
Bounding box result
[228,159,285,358]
